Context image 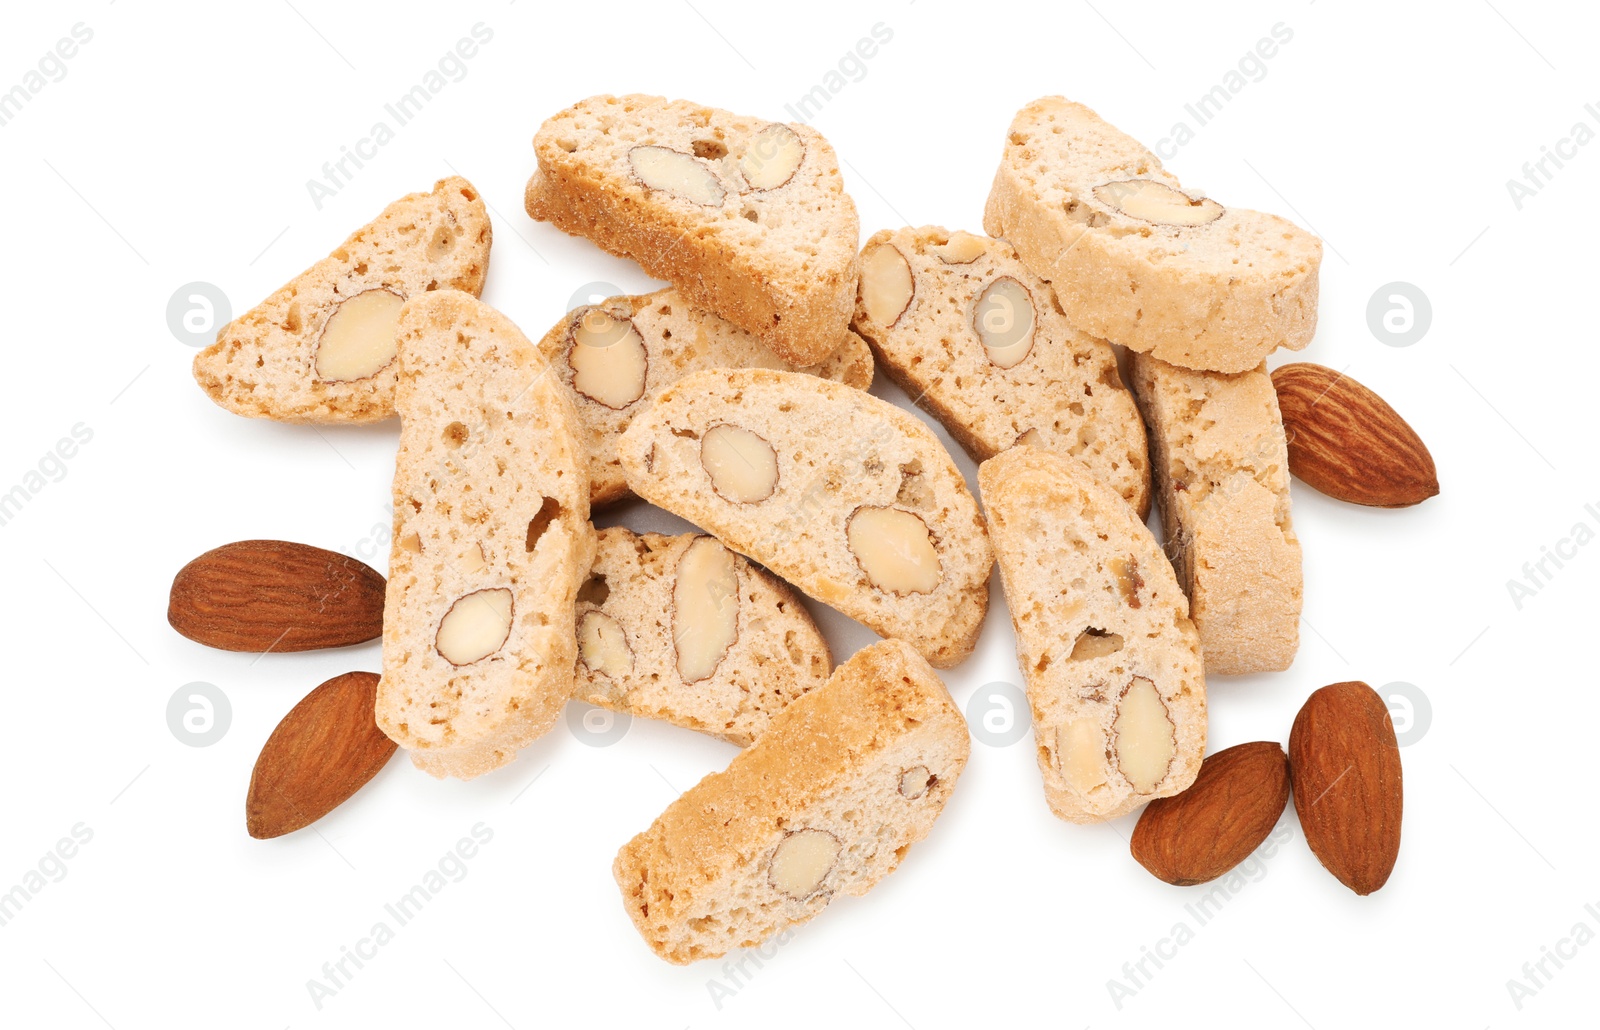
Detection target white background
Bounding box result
[1,1,1594,1027]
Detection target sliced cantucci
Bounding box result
[375,291,595,780]
[193,177,490,423]
[979,446,1205,822]
[617,368,993,669]
[851,226,1151,517]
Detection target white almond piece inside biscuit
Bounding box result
[931,231,987,264]
[898,765,933,799]
[578,609,633,678]
[847,506,942,595]
[569,310,649,409]
[314,288,404,382]
[629,145,725,206]
[1114,676,1176,793]
[1059,717,1109,794]
[741,124,804,190]
[700,424,779,503]
[1094,179,1224,227]
[768,829,839,900]
[435,588,514,666]
[973,276,1036,369]
[860,244,914,326]
[672,537,741,683]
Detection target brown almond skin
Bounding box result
[1130,742,1290,886]
[168,540,385,652]
[1272,363,1439,507]
[247,671,396,839]
[1288,681,1403,895]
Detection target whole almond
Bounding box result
[168,540,385,652]
[247,671,396,839]
[1288,681,1403,895]
[1271,363,1438,507]
[1130,741,1290,886]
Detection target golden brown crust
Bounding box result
[613,640,969,963]
[525,95,859,366]
[983,97,1320,374]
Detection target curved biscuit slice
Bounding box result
[193,177,491,423]
[614,639,970,964]
[852,226,1150,516]
[572,528,832,746]
[1131,354,1302,675]
[617,368,993,669]
[983,97,1321,374]
[525,94,859,366]
[979,447,1206,822]
[538,287,873,506]
[375,291,595,780]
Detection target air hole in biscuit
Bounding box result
[577,574,610,606]
[442,422,469,449]
[692,139,728,160]
[1071,628,1124,660]
[526,497,561,552]
[428,226,454,260]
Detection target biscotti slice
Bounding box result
[616,368,993,668]
[978,447,1206,823]
[538,287,874,506]
[983,98,1321,374]
[852,226,1150,516]
[375,291,595,780]
[525,94,859,366]
[614,639,969,964]
[572,528,831,745]
[1130,354,1302,674]
[193,177,490,423]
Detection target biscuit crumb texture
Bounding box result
[983,97,1320,373]
[539,287,873,506]
[571,528,832,745]
[193,177,490,423]
[526,94,859,366]
[617,368,993,668]
[1131,354,1302,674]
[852,226,1150,516]
[613,639,969,963]
[375,291,594,780]
[979,447,1206,822]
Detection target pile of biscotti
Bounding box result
[194,94,1321,964]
